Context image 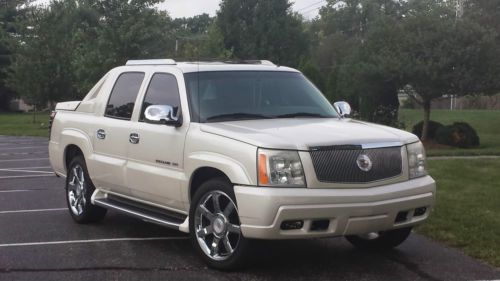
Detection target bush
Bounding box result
[401,98,418,109]
[435,122,480,148]
[412,120,444,139]
[359,96,399,127]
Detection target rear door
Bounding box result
[91,71,146,195]
[126,71,188,211]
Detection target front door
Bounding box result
[126,72,188,211]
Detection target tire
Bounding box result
[345,227,412,250]
[66,155,107,223]
[189,178,250,270]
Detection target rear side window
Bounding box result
[140,73,181,121]
[105,72,145,120]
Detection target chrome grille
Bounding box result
[309,145,402,183]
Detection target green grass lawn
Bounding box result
[400,109,500,156]
[418,158,500,267]
[0,112,50,137]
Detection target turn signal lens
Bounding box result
[259,154,269,184]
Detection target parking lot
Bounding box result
[0,135,498,281]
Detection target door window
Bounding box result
[105,72,145,120]
[140,73,181,122]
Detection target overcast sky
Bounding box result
[157,0,326,19]
[33,0,327,19]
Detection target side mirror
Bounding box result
[144,105,182,127]
[333,101,351,118]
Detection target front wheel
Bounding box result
[66,155,107,223]
[345,227,412,250]
[189,178,250,270]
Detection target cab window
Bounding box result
[105,72,145,120]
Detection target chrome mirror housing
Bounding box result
[144,105,181,126]
[333,101,352,118]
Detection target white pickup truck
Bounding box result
[49,59,435,269]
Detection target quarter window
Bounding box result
[140,73,181,121]
[105,72,145,120]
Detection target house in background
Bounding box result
[9,98,34,112]
[399,93,500,110]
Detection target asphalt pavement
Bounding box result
[0,135,499,281]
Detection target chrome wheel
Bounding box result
[67,164,86,216]
[194,190,241,261]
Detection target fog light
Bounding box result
[395,211,408,223]
[280,220,304,230]
[310,219,330,231]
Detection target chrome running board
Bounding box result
[93,193,187,231]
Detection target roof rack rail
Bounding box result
[126,59,176,66]
[223,60,276,66]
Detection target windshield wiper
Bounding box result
[206,113,273,122]
[277,112,329,118]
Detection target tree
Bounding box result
[310,0,406,125]
[8,0,178,107]
[173,14,213,35]
[0,27,13,110]
[310,0,500,132]
[401,0,500,140]
[71,0,177,95]
[0,0,29,111]
[299,59,325,92]
[170,13,230,59]
[216,0,308,66]
[352,13,406,126]
[8,1,86,110]
[465,0,500,36]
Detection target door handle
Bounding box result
[96,129,106,140]
[129,133,140,144]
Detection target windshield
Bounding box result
[184,71,339,123]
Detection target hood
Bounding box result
[200,118,419,150]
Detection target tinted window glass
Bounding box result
[140,73,181,121]
[105,72,145,119]
[184,71,338,122]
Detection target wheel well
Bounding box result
[64,144,84,172]
[190,167,230,202]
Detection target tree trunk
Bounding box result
[32,105,37,124]
[421,100,431,141]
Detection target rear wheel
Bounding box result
[345,227,412,250]
[66,155,107,223]
[189,178,250,270]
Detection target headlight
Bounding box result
[258,149,305,187]
[407,141,427,179]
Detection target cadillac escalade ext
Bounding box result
[49,59,435,269]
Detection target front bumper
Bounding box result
[234,176,436,239]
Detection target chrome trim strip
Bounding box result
[98,189,188,215]
[361,142,403,149]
